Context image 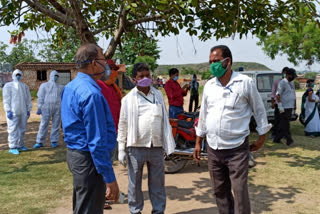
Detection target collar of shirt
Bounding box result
[77,72,101,91]
[211,71,242,90]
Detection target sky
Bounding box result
[1,25,320,72]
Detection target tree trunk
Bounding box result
[105,27,124,59]
[77,27,96,44]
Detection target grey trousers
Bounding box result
[67,149,106,214]
[127,147,166,214]
[207,138,250,214]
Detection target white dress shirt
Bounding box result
[196,71,271,150]
[276,78,296,109]
[136,90,163,147]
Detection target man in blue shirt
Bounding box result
[61,43,119,214]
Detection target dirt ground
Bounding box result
[0,92,312,214]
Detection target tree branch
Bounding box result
[92,24,115,35]
[23,0,74,26]
[68,0,96,44]
[48,0,66,14]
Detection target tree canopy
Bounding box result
[257,5,320,66]
[114,33,160,65]
[0,0,319,59]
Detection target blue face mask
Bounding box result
[90,61,111,81]
[173,76,179,81]
[54,75,59,82]
[16,75,22,81]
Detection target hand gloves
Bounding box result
[118,150,127,167]
[36,109,42,115]
[27,111,30,118]
[7,111,13,120]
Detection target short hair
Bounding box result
[282,67,289,73]
[210,45,233,64]
[169,68,179,77]
[75,43,100,69]
[132,63,150,78]
[307,79,314,87]
[193,74,197,79]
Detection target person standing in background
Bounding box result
[2,69,32,155]
[274,68,297,145]
[33,70,64,149]
[189,74,199,112]
[164,68,189,118]
[303,79,320,137]
[97,59,122,210]
[270,67,289,140]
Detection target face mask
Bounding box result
[54,75,59,82]
[173,76,179,81]
[105,70,118,85]
[137,77,152,87]
[90,61,111,81]
[210,58,229,78]
[282,74,286,78]
[311,83,315,88]
[16,75,22,81]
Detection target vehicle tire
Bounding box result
[164,154,188,174]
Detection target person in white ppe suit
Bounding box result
[2,69,32,155]
[33,70,64,149]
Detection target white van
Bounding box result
[241,71,297,122]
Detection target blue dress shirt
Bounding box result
[61,72,116,183]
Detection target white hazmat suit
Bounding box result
[35,70,64,146]
[3,69,32,149]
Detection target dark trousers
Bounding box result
[207,138,250,214]
[271,105,280,137]
[67,149,106,214]
[189,95,199,112]
[274,108,293,143]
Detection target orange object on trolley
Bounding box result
[169,118,178,138]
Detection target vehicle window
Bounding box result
[257,74,282,92]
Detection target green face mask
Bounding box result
[312,83,315,88]
[210,58,228,78]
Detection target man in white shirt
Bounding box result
[274,68,297,145]
[117,63,175,214]
[193,45,271,214]
[271,67,290,140]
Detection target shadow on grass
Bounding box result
[0,147,67,175]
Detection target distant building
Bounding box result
[15,62,128,90]
[0,72,12,88]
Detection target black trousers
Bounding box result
[274,108,293,143]
[67,149,106,214]
[207,138,250,214]
[271,105,280,137]
[189,94,199,112]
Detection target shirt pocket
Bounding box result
[224,93,240,109]
[152,104,163,118]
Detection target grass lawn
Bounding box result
[0,147,72,214]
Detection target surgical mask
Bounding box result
[16,75,22,81]
[173,76,179,81]
[312,83,315,88]
[137,77,152,87]
[210,58,229,78]
[282,74,286,78]
[54,75,59,82]
[90,61,111,81]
